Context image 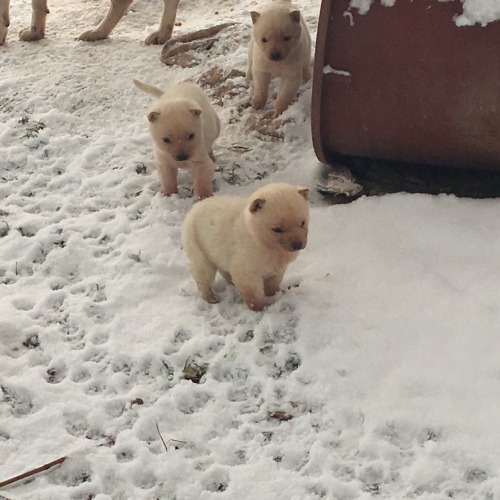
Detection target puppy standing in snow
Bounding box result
[182,183,310,311]
[134,80,220,198]
[247,0,312,116]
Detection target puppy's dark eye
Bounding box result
[261,37,268,43]
[272,227,283,233]
[187,132,195,140]
[163,137,172,144]
[300,220,306,227]
[283,35,291,42]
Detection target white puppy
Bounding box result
[247,0,312,116]
[134,80,220,198]
[182,182,310,311]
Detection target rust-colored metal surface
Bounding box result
[311,0,500,170]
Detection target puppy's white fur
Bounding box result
[134,79,220,198]
[247,0,311,115]
[182,182,310,311]
[0,0,179,45]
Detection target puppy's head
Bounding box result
[246,183,310,253]
[147,98,204,162]
[250,2,303,62]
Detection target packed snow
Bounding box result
[2,0,500,499]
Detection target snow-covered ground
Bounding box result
[2,0,500,498]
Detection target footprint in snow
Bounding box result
[63,410,89,437]
[71,367,92,383]
[11,296,36,311]
[45,360,67,384]
[202,466,230,493]
[115,447,135,463]
[49,456,92,487]
[0,384,34,417]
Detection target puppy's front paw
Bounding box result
[243,293,265,311]
[195,188,213,200]
[274,100,290,117]
[202,291,219,304]
[246,300,265,312]
[162,187,179,197]
[264,286,283,297]
[198,193,213,200]
[252,97,266,110]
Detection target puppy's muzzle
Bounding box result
[270,51,282,61]
[176,152,189,162]
[291,239,304,251]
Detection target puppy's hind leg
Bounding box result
[0,0,9,45]
[186,252,219,304]
[145,0,180,45]
[79,0,132,42]
[19,0,48,42]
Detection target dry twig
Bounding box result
[0,456,67,488]
[161,23,238,68]
[155,421,168,453]
[163,23,236,48]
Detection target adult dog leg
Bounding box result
[0,0,9,45]
[79,0,132,42]
[19,0,48,42]
[144,0,180,45]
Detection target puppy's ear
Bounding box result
[250,11,260,24]
[289,10,301,23]
[298,188,310,200]
[148,111,160,122]
[189,107,202,117]
[249,198,266,213]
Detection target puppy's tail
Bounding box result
[133,79,164,99]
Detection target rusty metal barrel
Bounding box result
[311,0,500,171]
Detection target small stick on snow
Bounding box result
[218,145,252,154]
[162,38,216,57]
[155,421,168,453]
[163,22,236,47]
[0,456,67,488]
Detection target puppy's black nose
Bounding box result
[291,240,303,251]
[176,153,189,162]
[270,51,282,61]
